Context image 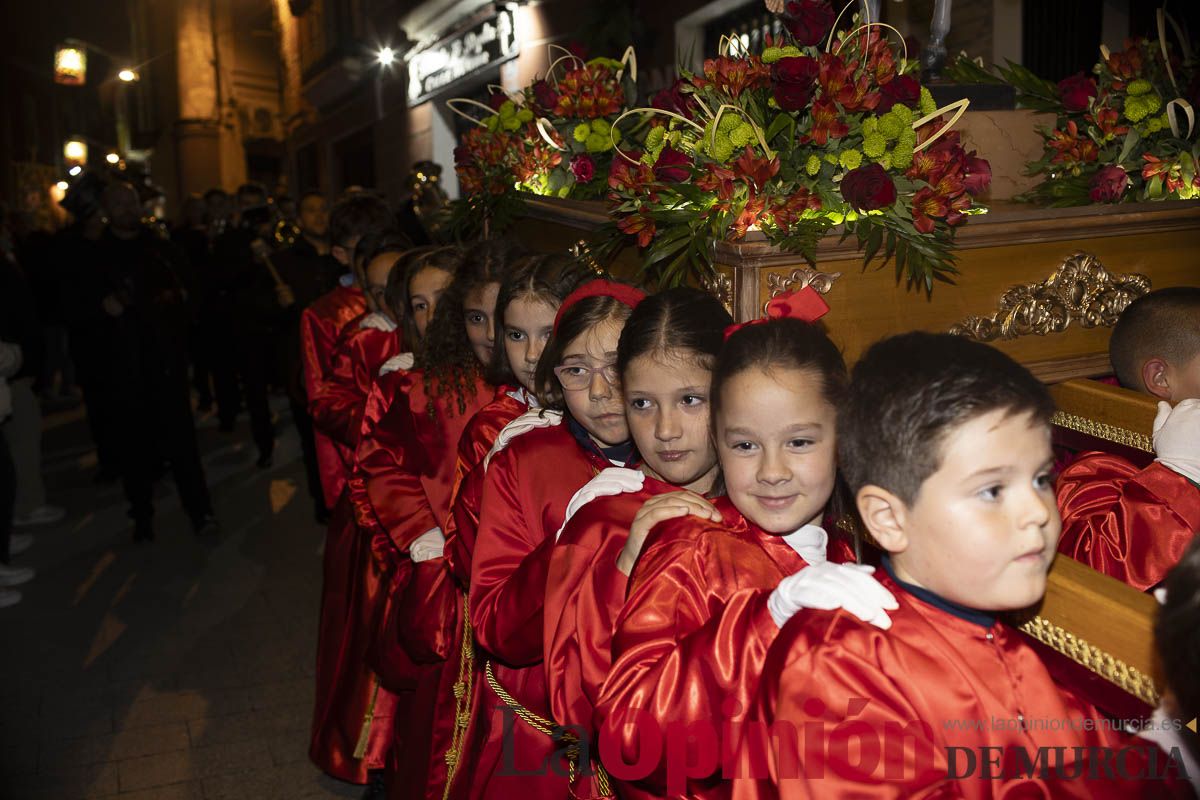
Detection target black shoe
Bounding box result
[255,453,273,469]
[133,519,155,543]
[191,513,220,536]
[361,771,387,800]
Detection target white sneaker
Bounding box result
[13,505,66,527]
[0,563,35,587]
[7,533,32,557]
[0,588,20,609]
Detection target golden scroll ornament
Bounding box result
[950,252,1150,342]
[765,267,842,313]
[702,270,734,316]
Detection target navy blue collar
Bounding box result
[882,555,996,629]
[567,415,635,466]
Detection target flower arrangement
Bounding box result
[446,48,641,238]
[947,20,1198,206]
[604,0,991,291]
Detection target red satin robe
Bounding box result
[357,368,490,800]
[392,386,533,800]
[730,572,1191,799]
[1056,452,1200,590]
[300,283,366,507]
[307,321,402,783]
[594,497,825,799]
[466,422,612,800]
[544,475,680,799]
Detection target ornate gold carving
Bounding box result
[950,252,1150,342]
[702,271,734,316]
[570,239,605,275]
[765,268,842,312]
[1019,615,1159,705]
[1051,410,1154,453]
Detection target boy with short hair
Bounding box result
[733,332,1189,798]
[1057,287,1200,590]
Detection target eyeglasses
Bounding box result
[553,362,620,391]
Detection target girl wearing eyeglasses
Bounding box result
[464,278,644,800]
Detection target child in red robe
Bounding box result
[734,332,1190,798]
[308,235,410,790]
[543,287,731,798]
[1057,287,1200,590]
[357,240,517,799]
[300,194,394,512]
[465,280,646,800]
[593,301,895,799]
[396,252,595,800]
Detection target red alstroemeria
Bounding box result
[554,63,625,119]
[911,186,949,234]
[693,55,770,99]
[617,210,657,248]
[802,98,850,145]
[814,53,880,112]
[608,153,655,194]
[695,163,738,200]
[1103,39,1145,89]
[731,196,767,239]
[769,188,822,233]
[1142,153,1186,194]
[732,147,781,192]
[1085,106,1129,142]
[1046,120,1099,167]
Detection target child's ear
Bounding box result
[856,485,908,554]
[1141,357,1173,401]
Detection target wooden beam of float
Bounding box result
[513,198,1200,383]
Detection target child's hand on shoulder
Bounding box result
[617,491,721,576]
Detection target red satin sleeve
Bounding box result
[299,305,332,405]
[358,375,438,554]
[1056,452,1200,590]
[310,323,399,449]
[348,371,406,574]
[595,520,783,796]
[470,446,557,667]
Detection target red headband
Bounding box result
[723,286,829,341]
[553,279,647,334]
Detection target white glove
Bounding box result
[780,524,828,565]
[359,312,397,332]
[1153,399,1200,485]
[410,528,446,562]
[0,341,23,379]
[767,562,898,630]
[554,468,645,540]
[379,352,415,376]
[483,409,563,469]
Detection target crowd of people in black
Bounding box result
[0,172,405,609]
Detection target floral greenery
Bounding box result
[947,35,1199,206]
[603,1,991,293]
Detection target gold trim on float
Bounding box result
[766,268,842,309]
[703,270,734,316]
[949,252,1150,342]
[1051,410,1155,453]
[1019,616,1159,706]
[571,239,606,275]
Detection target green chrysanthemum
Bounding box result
[862,132,887,158]
[718,113,742,133]
[889,140,914,170]
[878,113,903,140]
[729,123,755,147]
[1126,79,1153,97]
[585,133,610,153]
[516,108,533,123]
[805,154,822,175]
[574,123,591,143]
[919,86,937,116]
[839,149,863,170]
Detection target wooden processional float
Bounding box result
[508,109,1199,717]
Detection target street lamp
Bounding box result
[54,42,87,85]
[69,166,83,177]
[106,152,120,164]
[376,46,396,67]
[117,68,138,82]
[64,139,87,165]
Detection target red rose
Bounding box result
[570,154,596,183]
[487,92,507,111]
[652,79,696,119]
[840,163,897,211]
[1057,73,1098,113]
[653,145,691,183]
[532,80,559,113]
[877,74,920,113]
[1089,165,1128,203]
[771,56,820,111]
[783,0,835,47]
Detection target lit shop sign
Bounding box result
[408,7,518,105]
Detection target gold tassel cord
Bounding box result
[353,677,381,760]
[483,661,614,797]
[441,590,477,800]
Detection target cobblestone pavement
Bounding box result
[0,399,360,800]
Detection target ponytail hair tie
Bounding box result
[553,279,647,334]
[723,286,829,341]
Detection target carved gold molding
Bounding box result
[1019,615,1159,705]
[950,252,1150,342]
[702,271,734,316]
[765,268,842,313]
[570,239,606,275]
[1051,410,1154,453]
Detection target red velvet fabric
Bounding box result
[731,573,1192,799]
[1056,452,1200,590]
[594,496,815,799]
[309,314,401,450]
[300,284,366,507]
[464,423,612,800]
